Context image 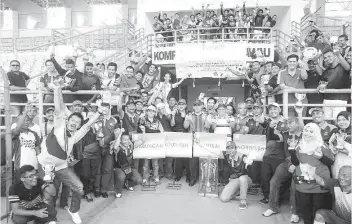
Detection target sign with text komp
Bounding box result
[193,132,227,159]
[232,134,266,161]
[132,133,166,159]
[165,132,193,158]
[152,46,176,65]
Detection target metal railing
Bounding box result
[291,21,300,37]
[154,27,273,44]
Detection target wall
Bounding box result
[187,84,244,108]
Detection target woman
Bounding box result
[226,104,237,117]
[171,99,189,181]
[294,123,334,224]
[220,141,253,209]
[208,104,236,141]
[329,111,352,178]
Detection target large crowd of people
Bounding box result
[153,3,277,42]
[1,13,351,224]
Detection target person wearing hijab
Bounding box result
[293,123,335,224]
[329,111,352,178]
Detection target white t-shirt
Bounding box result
[18,132,38,169]
[11,123,41,138]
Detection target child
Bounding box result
[111,127,145,198]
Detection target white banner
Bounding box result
[165,132,193,158]
[233,134,266,161]
[193,132,227,159]
[246,43,274,62]
[132,133,166,159]
[152,46,176,65]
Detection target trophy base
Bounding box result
[198,184,219,198]
[141,179,157,192]
[167,182,182,190]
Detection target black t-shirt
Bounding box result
[157,114,172,132]
[172,112,186,132]
[305,70,323,104]
[9,178,46,209]
[321,63,350,100]
[7,71,30,103]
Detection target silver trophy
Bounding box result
[295,93,306,108]
[42,164,55,182]
[336,132,347,150]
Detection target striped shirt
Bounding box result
[9,179,47,209]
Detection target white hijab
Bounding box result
[299,123,324,155]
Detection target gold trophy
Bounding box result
[295,93,306,108]
[42,164,55,182]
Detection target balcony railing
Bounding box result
[154,27,273,44]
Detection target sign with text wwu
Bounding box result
[233,134,266,161]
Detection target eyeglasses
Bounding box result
[23,174,38,179]
[226,146,235,149]
[11,64,20,67]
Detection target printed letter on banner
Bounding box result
[152,46,176,65]
[165,132,193,158]
[193,132,226,159]
[233,134,266,161]
[132,133,166,159]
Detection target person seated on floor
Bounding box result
[219,141,253,210]
[9,165,57,224]
[313,165,351,224]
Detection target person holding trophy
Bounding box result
[37,77,104,224]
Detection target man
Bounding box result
[121,101,140,138]
[245,97,255,116]
[11,104,41,175]
[206,97,217,117]
[309,107,338,143]
[262,108,303,223]
[80,62,101,103]
[142,65,159,91]
[120,66,139,94]
[167,97,177,114]
[278,54,308,116]
[140,91,149,106]
[317,49,350,119]
[94,101,120,199]
[305,59,323,112]
[243,102,265,135]
[40,59,61,104]
[7,60,31,117]
[50,54,83,103]
[37,78,103,224]
[9,165,57,224]
[135,100,144,116]
[184,100,208,186]
[337,34,351,59]
[260,102,288,204]
[313,165,351,224]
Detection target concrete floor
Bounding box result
[1,178,300,224]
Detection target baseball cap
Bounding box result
[126,100,135,106]
[245,97,255,103]
[146,105,156,111]
[72,100,83,106]
[193,100,203,106]
[45,107,55,113]
[309,107,323,115]
[268,102,280,109]
[178,99,187,105]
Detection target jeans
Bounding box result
[219,175,252,202]
[12,202,57,224]
[268,161,296,213]
[81,156,102,194]
[54,167,83,213]
[101,152,114,193]
[261,156,285,199]
[143,159,159,179]
[113,168,142,193]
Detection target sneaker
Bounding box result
[153,177,161,184]
[128,186,134,191]
[262,209,278,217]
[290,214,300,223]
[259,198,269,204]
[67,209,82,224]
[48,222,56,224]
[239,200,247,210]
[142,179,147,185]
[115,193,122,198]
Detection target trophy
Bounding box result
[295,93,306,108]
[42,164,55,182]
[198,157,218,197]
[336,132,347,150]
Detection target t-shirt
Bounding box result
[305,70,323,104]
[11,123,41,139]
[321,64,350,101]
[80,74,101,102]
[9,178,46,209]
[7,71,30,103]
[279,68,308,104]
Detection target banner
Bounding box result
[193,132,227,158]
[246,43,274,62]
[165,132,193,158]
[232,134,266,161]
[152,46,176,65]
[132,133,166,159]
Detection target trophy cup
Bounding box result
[42,164,55,182]
[295,93,306,108]
[336,132,347,150]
